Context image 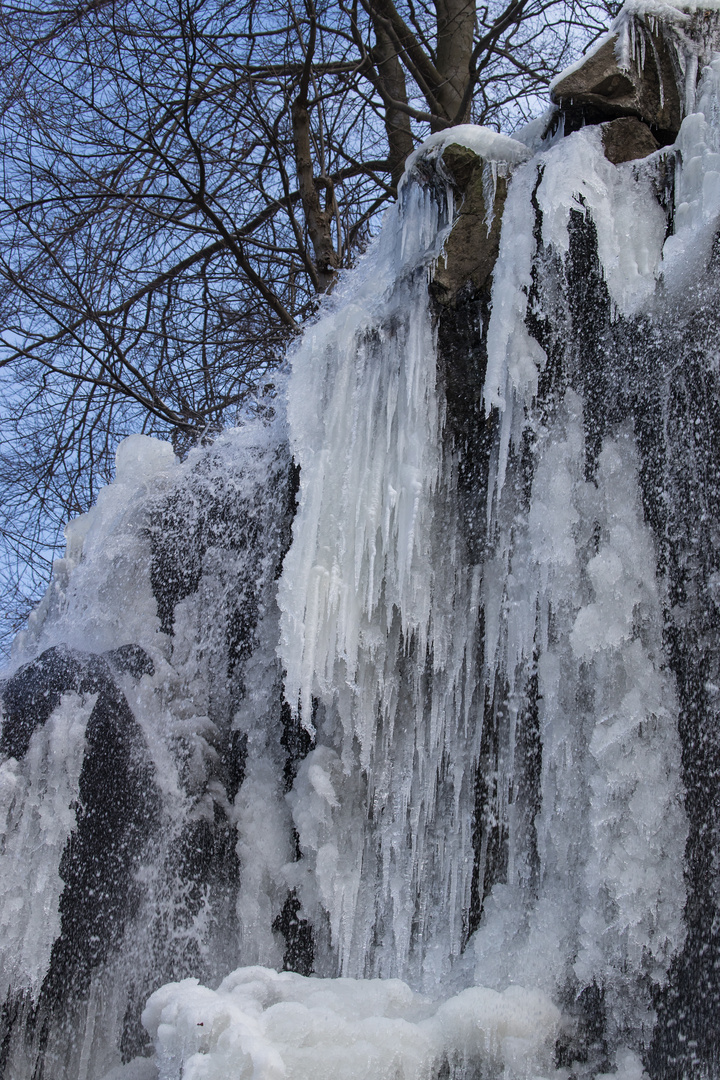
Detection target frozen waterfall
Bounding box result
[4,3,720,1078]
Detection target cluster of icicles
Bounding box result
[275,117,689,1061]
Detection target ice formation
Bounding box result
[4,2,720,1077]
[0,691,95,1003]
[277,163,502,986]
[142,968,560,1080]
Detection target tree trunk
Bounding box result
[433,0,475,129]
[371,20,415,187]
[292,95,339,292]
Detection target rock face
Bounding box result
[430,143,508,562]
[431,143,508,305]
[0,644,153,760]
[601,116,660,163]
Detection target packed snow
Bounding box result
[141,967,561,1080]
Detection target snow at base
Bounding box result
[141,967,560,1080]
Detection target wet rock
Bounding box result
[104,643,155,679]
[551,26,682,145]
[0,646,160,986]
[48,674,159,987]
[431,143,508,307]
[429,143,504,564]
[602,116,660,163]
[0,643,160,1079]
[1,646,111,760]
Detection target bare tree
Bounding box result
[0,0,616,649]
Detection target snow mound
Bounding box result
[402,125,531,188]
[142,967,561,1080]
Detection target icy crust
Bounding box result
[9,413,291,669]
[475,403,687,1044]
[614,0,720,27]
[476,47,698,1030]
[141,967,561,1080]
[622,0,720,11]
[6,32,720,1072]
[277,87,695,1031]
[154,411,297,972]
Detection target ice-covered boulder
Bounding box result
[552,3,720,146]
[551,20,682,140]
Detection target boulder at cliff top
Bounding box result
[551,20,682,143]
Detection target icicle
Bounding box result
[662,54,720,276]
[649,31,665,107]
[483,160,545,420]
[278,140,508,986]
[482,160,500,230]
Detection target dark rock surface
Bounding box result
[428,144,505,564]
[0,646,160,1078]
[105,642,156,680]
[0,645,151,761]
[432,143,508,307]
[602,116,660,163]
